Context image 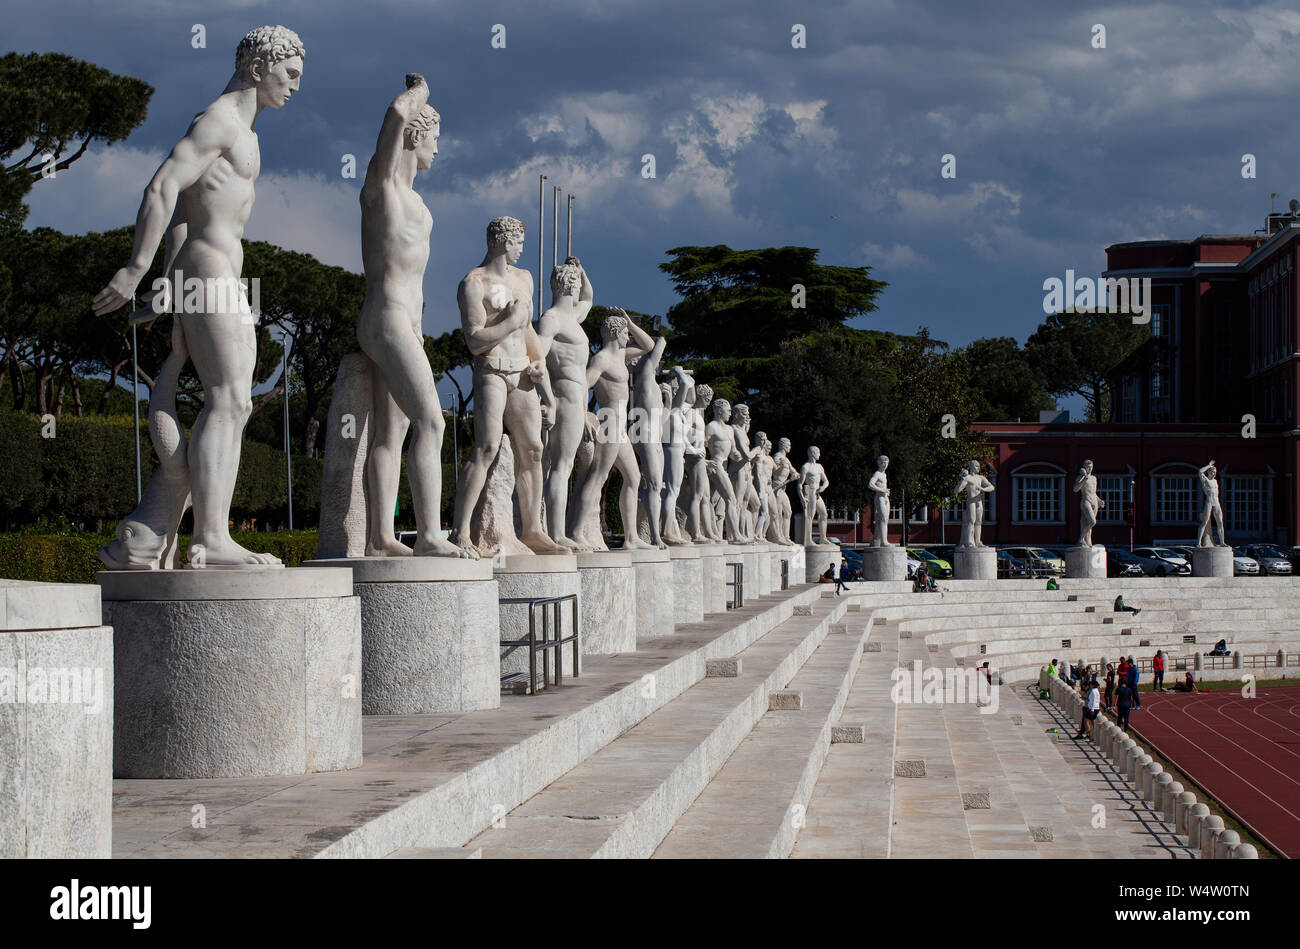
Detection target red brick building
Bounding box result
[829,212,1300,549]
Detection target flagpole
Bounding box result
[537,174,547,320]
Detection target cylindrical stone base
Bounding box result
[576,552,636,654]
[697,545,728,613]
[954,546,997,580]
[495,554,580,681]
[670,547,705,625]
[628,547,672,641]
[1,581,112,858]
[862,545,907,581]
[305,557,499,715]
[1065,544,1107,579]
[1193,546,1234,577]
[100,567,362,779]
[805,545,839,583]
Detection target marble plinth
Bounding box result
[576,551,636,654]
[1193,546,1233,578]
[100,567,362,779]
[495,554,580,680]
[627,547,673,642]
[862,545,907,581]
[669,546,705,625]
[804,545,840,583]
[1065,544,1107,579]
[954,546,997,580]
[304,556,499,714]
[1,580,113,858]
[696,545,728,613]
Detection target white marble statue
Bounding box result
[629,326,668,548]
[953,459,995,548]
[660,367,695,545]
[93,25,305,570]
[867,454,892,547]
[569,309,653,550]
[679,382,716,542]
[1072,459,1104,548]
[449,216,563,556]
[771,437,797,545]
[799,446,830,547]
[1197,460,1227,547]
[535,256,594,549]
[352,74,466,558]
[705,399,745,543]
[752,432,781,543]
[728,404,761,541]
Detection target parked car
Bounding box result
[1106,548,1146,578]
[996,548,1031,579]
[1129,547,1191,576]
[1242,544,1293,576]
[1002,546,1065,577]
[1230,548,1261,576]
[907,547,952,579]
[1132,547,1191,576]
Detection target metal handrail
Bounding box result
[499,593,580,695]
[726,561,744,609]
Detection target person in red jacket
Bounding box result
[1152,650,1165,692]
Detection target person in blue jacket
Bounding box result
[1125,655,1141,710]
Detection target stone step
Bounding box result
[464,596,853,858]
[385,846,482,858]
[653,619,870,858]
[790,621,901,859]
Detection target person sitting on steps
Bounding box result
[1114,594,1140,615]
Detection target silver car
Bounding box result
[1131,547,1192,576]
[1243,545,1293,576]
[1230,549,1260,576]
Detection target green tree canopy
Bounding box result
[1026,311,1147,422]
[0,52,153,231]
[956,336,1055,422]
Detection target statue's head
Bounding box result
[778,437,791,453]
[877,454,889,470]
[733,403,750,427]
[712,398,732,422]
[600,312,629,347]
[808,445,821,462]
[486,216,526,264]
[549,260,583,300]
[968,459,980,474]
[236,26,305,110]
[695,383,714,410]
[755,431,770,450]
[1082,458,1094,474]
[405,105,441,170]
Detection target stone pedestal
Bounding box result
[495,554,580,680]
[781,543,806,585]
[1065,544,1107,579]
[697,544,728,613]
[1,580,112,858]
[100,567,362,779]
[862,545,907,581]
[1193,546,1234,577]
[669,546,705,625]
[751,544,773,595]
[304,556,499,715]
[576,551,636,654]
[627,546,673,642]
[805,545,840,583]
[954,546,997,580]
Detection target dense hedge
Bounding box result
[0,529,320,584]
[0,409,323,529]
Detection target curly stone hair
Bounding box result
[712,397,731,418]
[550,261,583,299]
[235,25,305,72]
[487,216,525,248]
[405,105,441,148]
[733,403,750,423]
[601,313,628,341]
[694,383,714,408]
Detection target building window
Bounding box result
[1120,377,1137,423]
[1151,303,1170,339]
[1153,475,1196,524]
[1096,476,1132,523]
[1014,475,1062,523]
[890,501,927,523]
[1226,476,1268,535]
[944,490,996,523]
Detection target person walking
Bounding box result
[1115,678,1134,732]
[1152,650,1165,692]
[833,562,848,596]
[1126,655,1141,710]
[1104,663,1116,710]
[1075,676,1101,740]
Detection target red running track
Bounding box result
[1127,685,1300,858]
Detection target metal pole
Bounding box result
[450,388,459,487]
[131,294,142,503]
[552,186,560,268]
[567,194,574,257]
[282,331,293,530]
[537,174,547,320]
